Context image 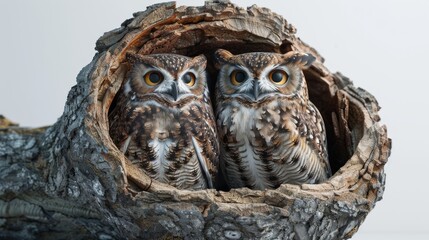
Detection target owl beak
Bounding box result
[167,82,179,101]
[253,81,260,100]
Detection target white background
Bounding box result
[1,1,428,239]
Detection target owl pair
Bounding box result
[109,50,332,191]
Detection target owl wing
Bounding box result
[252,100,331,186]
[191,137,213,188]
[109,93,135,152]
[303,102,331,177]
[273,101,331,184]
[183,102,220,188]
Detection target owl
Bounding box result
[109,53,219,190]
[214,49,331,190]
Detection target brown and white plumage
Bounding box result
[109,53,219,190]
[214,49,331,190]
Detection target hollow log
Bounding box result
[0,1,391,239]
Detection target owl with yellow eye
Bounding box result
[109,53,219,190]
[214,49,332,190]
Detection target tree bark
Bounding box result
[0,1,391,239]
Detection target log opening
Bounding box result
[104,7,363,189]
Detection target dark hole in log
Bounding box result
[280,41,293,53]
[108,23,365,191]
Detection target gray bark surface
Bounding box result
[0,1,391,239]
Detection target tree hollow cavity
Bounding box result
[103,3,366,192]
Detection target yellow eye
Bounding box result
[230,70,247,86]
[144,71,163,86]
[269,70,288,85]
[182,72,196,87]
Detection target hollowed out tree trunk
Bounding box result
[0,1,391,239]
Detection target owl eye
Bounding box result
[144,71,164,86]
[230,70,247,86]
[182,72,196,87]
[269,70,288,85]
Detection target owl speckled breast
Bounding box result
[109,53,219,190]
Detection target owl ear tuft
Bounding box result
[283,52,316,69]
[190,54,207,71]
[126,52,146,64]
[214,49,234,67]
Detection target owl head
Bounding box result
[214,49,315,103]
[125,53,207,102]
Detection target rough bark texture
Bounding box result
[0,1,391,239]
